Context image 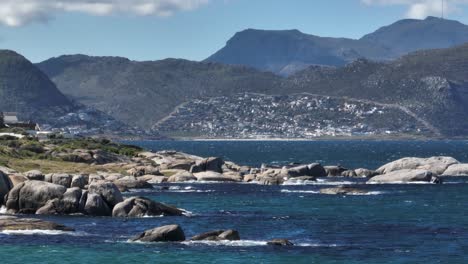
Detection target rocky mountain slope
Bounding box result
[37,55,282,130]
[155,93,430,138]
[0,50,73,122]
[206,17,468,75]
[36,41,468,138]
[0,50,143,136]
[289,44,468,136]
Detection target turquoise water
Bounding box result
[2,140,468,263]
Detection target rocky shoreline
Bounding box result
[1,136,468,244]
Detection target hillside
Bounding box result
[361,17,468,56]
[206,17,468,75]
[0,50,145,136]
[0,50,73,121]
[37,55,283,130]
[289,44,468,136]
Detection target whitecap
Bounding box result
[181,240,268,247]
[0,206,7,214]
[1,230,86,236]
[280,189,320,194]
[366,181,433,185]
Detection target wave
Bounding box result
[1,230,87,236]
[182,240,340,248]
[0,206,7,214]
[281,189,320,194]
[366,181,433,185]
[281,189,386,195]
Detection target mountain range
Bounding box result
[2,16,468,138]
[207,17,468,75]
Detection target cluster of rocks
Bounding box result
[0,168,184,217]
[130,224,293,246]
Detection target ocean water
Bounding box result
[2,140,468,263]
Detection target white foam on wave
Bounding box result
[281,189,320,194]
[1,230,86,236]
[0,206,7,214]
[366,181,432,185]
[181,240,268,247]
[281,189,386,195]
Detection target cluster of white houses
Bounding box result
[0,112,37,130]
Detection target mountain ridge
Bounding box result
[206,16,468,75]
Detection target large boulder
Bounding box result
[127,166,161,177]
[113,178,153,192]
[354,168,376,178]
[138,175,168,184]
[190,157,224,173]
[71,174,87,189]
[0,215,74,231]
[368,169,436,184]
[45,173,73,188]
[283,163,326,178]
[193,171,238,182]
[167,171,197,183]
[36,188,83,215]
[87,181,123,208]
[324,166,348,177]
[376,157,459,175]
[8,174,27,187]
[84,193,111,216]
[112,196,184,217]
[130,224,186,242]
[24,170,44,181]
[0,171,13,204]
[442,164,468,176]
[5,181,66,214]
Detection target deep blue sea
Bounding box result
[2,140,468,264]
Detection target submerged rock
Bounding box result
[131,224,186,242]
[319,186,368,195]
[0,216,74,231]
[368,169,435,184]
[112,196,184,217]
[267,239,294,246]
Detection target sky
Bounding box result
[1,0,467,63]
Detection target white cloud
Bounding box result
[0,0,210,27]
[361,0,468,19]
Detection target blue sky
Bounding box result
[0,0,467,63]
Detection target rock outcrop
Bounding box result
[376,157,459,175]
[442,164,468,176]
[112,196,184,217]
[368,169,437,184]
[87,181,123,208]
[267,239,294,246]
[130,224,186,242]
[0,171,13,204]
[5,181,67,214]
[190,229,240,241]
[0,215,74,231]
